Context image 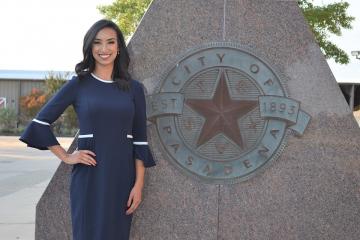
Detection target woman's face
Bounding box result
[92,27,119,68]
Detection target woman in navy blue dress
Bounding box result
[20,19,156,240]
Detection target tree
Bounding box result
[20,87,47,122]
[298,0,354,64]
[98,0,354,64]
[45,71,71,96]
[97,0,151,37]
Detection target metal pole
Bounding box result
[350,84,355,111]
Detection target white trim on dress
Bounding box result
[78,134,94,138]
[91,73,114,83]
[32,119,50,126]
[133,142,148,145]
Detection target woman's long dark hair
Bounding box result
[75,19,131,91]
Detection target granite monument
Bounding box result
[36,0,360,239]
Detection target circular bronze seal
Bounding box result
[147,43,310,184]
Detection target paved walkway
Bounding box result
[0,136,73,240]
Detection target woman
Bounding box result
[19,19,156,240]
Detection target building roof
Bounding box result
[0,70,74,80]
[338,82,360,85]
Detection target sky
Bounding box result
[0,0,113,71]
[0,0,359,83]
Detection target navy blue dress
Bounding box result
[20,73,156,240]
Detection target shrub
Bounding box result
[0,108,17,133]
[20,88,47,123]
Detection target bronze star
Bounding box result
[185,69,258,148]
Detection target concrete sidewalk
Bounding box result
[0,136,72,240]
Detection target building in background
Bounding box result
[0,70,70,114]
[339,82,360,111]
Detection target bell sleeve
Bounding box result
[19,76,79,150]
[132,80,156,168]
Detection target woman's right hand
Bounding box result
[48,145,97,166]
[63,150,97,166]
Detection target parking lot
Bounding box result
[0,136,72,240]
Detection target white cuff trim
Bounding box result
[79,134,94,138]
[126,134,133,139]
[32,119,50,126]
[133,142,148,145]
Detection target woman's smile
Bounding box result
[98,53,112,59]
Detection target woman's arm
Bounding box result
[48,145,97,166]
[134,159,145,188]
[126,159,145,215]
[19,77,80,150]
[125,80,156,215]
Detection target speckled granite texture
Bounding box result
[36,0,360,239]
[35,141,75,240]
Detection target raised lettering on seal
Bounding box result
[250,64,259,74]
[198,56,205,66]
[186,156,193,166]
[243,160,252,169]
[163,126,172,134]
[224,165,233,175]
[216,53,225,63]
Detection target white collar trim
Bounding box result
[91,73,114,83]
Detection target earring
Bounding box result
[117,50,120,55]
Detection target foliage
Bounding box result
[19,72,78,136]
[97,0,151,38]
[45,72,71,96]
[0,108,17,132]
[20,87,47,122]
[98,0,354,64]
[298,0,354,64]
